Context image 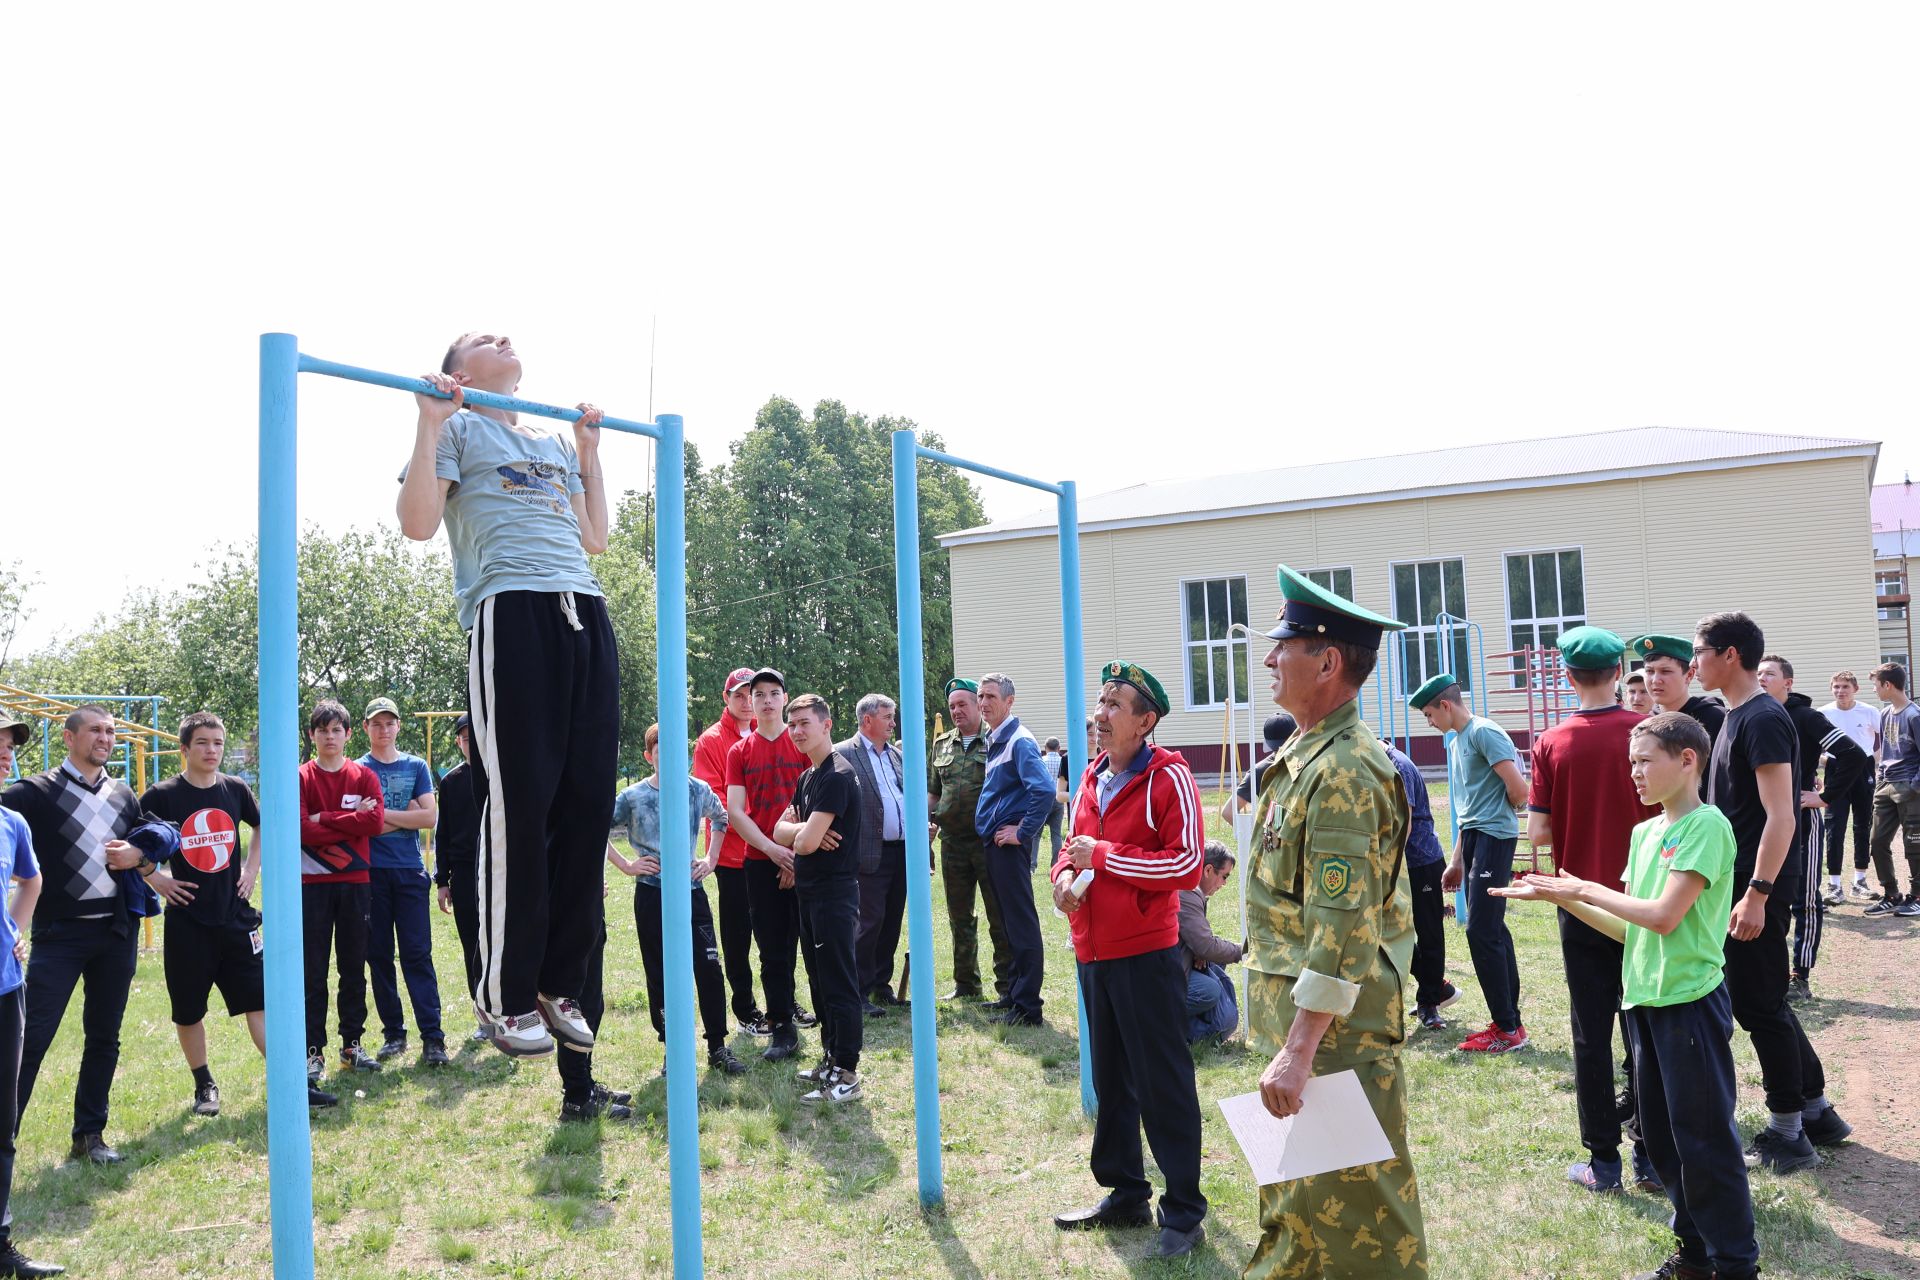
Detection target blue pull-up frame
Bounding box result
[257,335,703,1280]
[890,431,1092,1209]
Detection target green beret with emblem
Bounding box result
[1628,634,1693,665]
[1101,660,1169,716]
[1263,565,1407,651]
[943,678,979,696]
[1408,672,1461,711]
[1556,625,1626,671]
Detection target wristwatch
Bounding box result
[1747,877,1773,896]
[136,856,157,877]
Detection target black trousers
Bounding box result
[712,864,760,1022]
[302,881,370,1054]
[1828,771,1874,874]
[982,835,1046,1019]
[1626,985,1758,1276]
[18,917,136,1138]
[468,589,619,1019]
[743,858,800,1028]
[633,880,730,1049]
[0,988,19,1241]
[1079,946,1206,1233]
[1407,860,1448,1006]
[796,879,862,1073]
[1559,909,1632,1161]
[1720,893,1824,1115]
[448,861,482,1012]
[1461,828,1521,1031]
[555,923,607,1102]
[855,843,907,997]
[1787,818,1824,976]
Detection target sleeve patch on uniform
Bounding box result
[1320,856,1354,898]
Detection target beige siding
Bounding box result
[947,455,1883,754]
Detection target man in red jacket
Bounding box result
[692,666,763,1034]
[1050,660,1206,1260]
[299,699,387,1080]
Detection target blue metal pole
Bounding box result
[1056,482,1096,1119]
[259,333,314,1280]
[892,429,945,1207]
[294,357,661,440]
[653,415,703,1280]
[910,444,1064,497]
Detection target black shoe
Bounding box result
[191,1081,221,1117]
[1054,1197,1153,1231]
[340,1042,383,1073]
[1630,1250,1713,1280]
[66,1133,122,1166]
[1632,1146,1664,1192]
[1802,1104,1853,1147]
[1414,1003,1446,1031]
[762,1026,800,1062]
[708,1047,749,1076]
[1786,973,1812,1004]
[742,1013,772,1037]
[1616,1088,1637,1124]
[1154,1223,1205,1258]
[560,1094,632,1123]
[876,989,908,1007]
[990,1009,1042,1027]
[589,1081,634,1108]
[792,1005,818,1028]
[982,998,1014,1012]
[1862,894,1903,919]
[1745,1125,1819,1173]
[308,1085,339,1109]
[421,1040,450,1068]
[862,1001,889,1018]
[939,989,980,1002]
[0,1241,66,1277]
[376,1033,409,1061]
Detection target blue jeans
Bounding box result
[1184,962,1238,1043]
[368,866,444,1043]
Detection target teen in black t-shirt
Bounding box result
[791,755,861,886]
[1707,693,1796,885]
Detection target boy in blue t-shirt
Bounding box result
[1496,713,1757,1280]
[357,697,445,1066]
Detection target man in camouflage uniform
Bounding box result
[1245,566,1426,1278]
[928,678,1010,1003]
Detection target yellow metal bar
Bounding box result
[0,683,180,745]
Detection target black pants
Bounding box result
[1828,770,1874,874]
[1461,828,1521,1032]
[447,861,482,1012]
[303,881,370,1054]
[796,879,862,1073]
[555,923,607,1102]
[1407,859,1448,1007]
[855,844,907,997]
[1559,909,1632,1162]
[18,917,136,1138]
[1787,819,1824,976]
[1627,985,1758,1277]
[743,858,800,1028]
[468,589,619,1019]
[0,988,20,1241]
[712,864,760,1022]
[633,880,730,1050]
[1720,893,1824,1115]
[982,835,1046,1019]
[368,866,444,1044]
[1079,947,1206,1233]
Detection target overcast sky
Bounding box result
[7,4,1915,656]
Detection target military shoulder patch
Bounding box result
[1319,856,1353,899]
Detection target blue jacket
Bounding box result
[1384,744,1443,869]
[975,716,1057,844]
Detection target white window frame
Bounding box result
[1302,565,1356,601]
[1178,574,1252,712]
[1503,545,1589,685]
[1388,555,1471,693]
[1877,568,1908,620]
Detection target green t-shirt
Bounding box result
[1446,716,1519,839]
[1620,805,1735,1009]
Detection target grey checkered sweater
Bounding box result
[1,766,148,926]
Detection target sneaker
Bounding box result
[535,994,595,1053]
[708,1046,749,1076]
[489,1011,557,1058]
[67,1133,123,1165]
[1631,1250,1713,1280]
[1433,981,1463,1010]
[801,1070,862,1104]
[1566,1158,1622,1192]
[191,1081,221,1117]
[421,1040,450,1068]
[796,1055,837,1083]
[1802,1104,1853,1147]
[1847,877,1874,900]
[560,1094,632,1123]
[308,1084,339,1109]
[1459,1024,1529,1054]
[1897,895,1920,917]
[589,1082,633,1108]
[742,1013,773,1037]
[340,1042,383,1073]
[1745,1126,1819,1173]
[1786,973,1812,1004]
[376,1033,408,1061]
[1632,1146,1664,1192]
[1415,1004,1447,1030]
[989,1009,1043,1027]
[792,1005,819,1029]
[1862,895,1903,919]
[762,1024,800,1062]
[1820,885,1846,907]
[0,1240,66,1277]
[306,1048,324,1082]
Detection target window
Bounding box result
[1391,558,1469,692]
[1884,652,1911,673]
[1877,568,1908,621]
[1304,567,1354,599]
[1506,549,1587,682]
[1182,577,1250,709]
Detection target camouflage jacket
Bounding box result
[1246,697,1414,1057]
[928,728,988,845]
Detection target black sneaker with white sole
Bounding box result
[1744,1126,1819,1173]
[791,1005,818,1029]
[1862,894,1903,919]
[560,1094,632,1123]
[1897,895,1920,918]
[742,1012,772,1037]
[191,1081,221,1117]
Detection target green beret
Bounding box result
[1628,634,1693,666]
[1264,565,1406,651]
[1408,673,1461,711]
[1556,625,1626,671]
[1101,660,1169,716]
[943,678,979,696]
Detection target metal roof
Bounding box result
[1872,479,1920,559]
[942,425,1881,546]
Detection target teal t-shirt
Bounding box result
[1620,805,1735,1009]
[1446,716,1519,838]
[399,409,603,630]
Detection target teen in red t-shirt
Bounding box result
[694,667,761,1030]
[298,700,385,1077]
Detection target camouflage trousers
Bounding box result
[1244,970,1428,1279]
[940,837,1010,999]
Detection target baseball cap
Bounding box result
[748,667,786,691]
[724,667,757,694]
[453,712,472,735]
[364,696,401,721]
[0,714,29,748]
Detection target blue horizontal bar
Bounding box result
[913,444,1063,496]
[296,355,662,440]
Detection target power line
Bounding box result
[686,546,948,618]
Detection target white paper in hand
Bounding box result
[1217,1069,1395,1185]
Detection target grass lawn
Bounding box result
[11,786,1902,1278]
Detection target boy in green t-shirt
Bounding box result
[1496,712,1757,1280]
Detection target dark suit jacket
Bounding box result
[834,734,905,875]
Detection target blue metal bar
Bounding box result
[259,333,315,1280]
[1056,482,1096,1119]
[295,355,663,441]
[912,444,1064,497]
[891,429,945,1206]
[653,415,704,1279]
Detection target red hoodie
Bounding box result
[299,757,385,885]
[1054,744,1204,963]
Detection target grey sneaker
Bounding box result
[1896,895,1920,917]
[306,1048,324,1082]
[1786,973,1812,1003]
[1863,895,1903,919]
[339,1042,383,1073]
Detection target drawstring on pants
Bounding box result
[558,591,583,632]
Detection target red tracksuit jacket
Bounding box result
[1055,744,1204,963]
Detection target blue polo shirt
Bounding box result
[0,807,41,996]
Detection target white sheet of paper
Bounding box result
[1217,1069,1395,1185]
